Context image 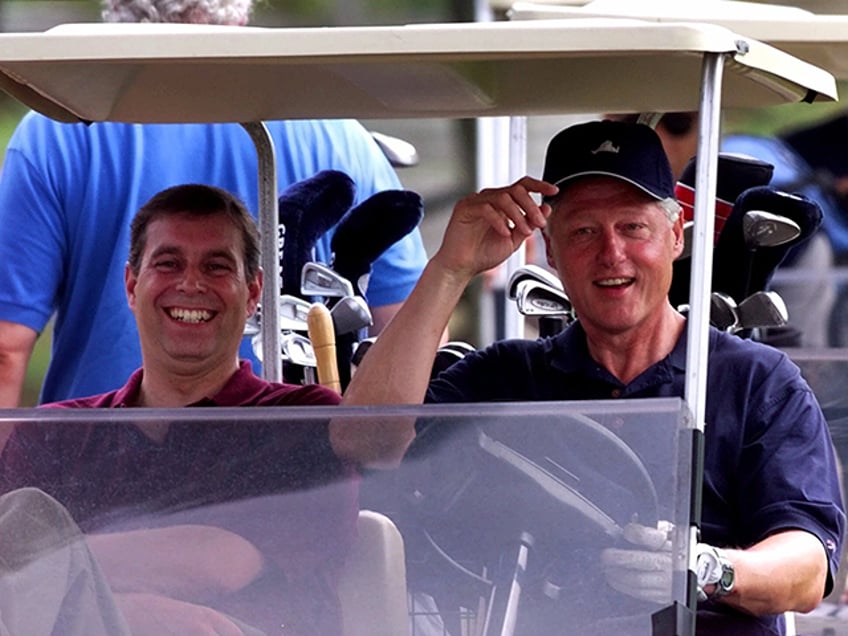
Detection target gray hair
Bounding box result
[102,0,254,25]
[659,197,682,224]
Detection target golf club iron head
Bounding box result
[507,264,564,300]
[709,292,739,332]
[279,294,312,332]
[742,210,801,249]
[281,332,317,368]
[330,295,373,335]
[736,291,788,331]
[301,262,355,299]
[351,336,377,368]
[515,280,573,317]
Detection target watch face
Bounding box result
[718,561,735,593]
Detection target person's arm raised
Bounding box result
[332,177,556,464]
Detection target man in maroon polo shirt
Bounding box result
[0,184,407,636]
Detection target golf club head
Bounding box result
[741,210,801,249]
[279,294,312,332]
[301,262,355,299]
[330,295,373,336]
[351,336,377,368]
[370,131,420,168]
[281,332,317,368]
[330,189,424,294]
[669,152,774,309]
[736,290,788,331]
[709,292,739,332]
[507,264,564,300]
[278,170,356,297]
[515,280,573,317]
[713,186,822,301]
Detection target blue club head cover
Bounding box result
[669,153,774,309]
[278,170,356,297]
[330,189,424,291]
[712,185,822,302]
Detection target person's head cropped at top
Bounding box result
[540,119,685,334]
[102,0,253,25]
[126,183,262,375]
[604,112,699,180]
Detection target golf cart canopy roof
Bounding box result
[509,0,848,80]
[0,18,836,125]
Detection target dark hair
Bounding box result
[128,184,260,281]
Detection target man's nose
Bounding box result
[598,230,626,265]
[177,268,208,292]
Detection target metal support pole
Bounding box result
[684,51,727,632]
[241,121,282,382]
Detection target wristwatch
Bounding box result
[696,544,735,601]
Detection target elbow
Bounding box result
[329,417,416,468]
[791,563,830,614]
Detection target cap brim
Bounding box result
[550,171,666,201]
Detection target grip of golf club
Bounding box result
[307,303,341,393]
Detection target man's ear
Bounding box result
[672,212,685,260]
[125,263,137,310]
[247,268,263,316]
[543,230,557,269]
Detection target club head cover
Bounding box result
[279,170,356,297]
[669,153,774,309]
[712,186,822,301]
[330,189,424,294]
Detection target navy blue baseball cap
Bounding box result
[542,120,676,201]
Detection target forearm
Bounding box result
[718,530,828,615]
[333,259,470,466]
[342,258,469,407]
[0,321,38,408]
[88,524,265,602]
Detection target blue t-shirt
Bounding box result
[0,114,427,403]
[425,322,845,636]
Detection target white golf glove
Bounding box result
[600,521,673,604]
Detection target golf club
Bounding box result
[709,292,739,332]
[736,290,789,332]
[278,170,355,298]
[514,280,573,318]
[507,264,564,300]
[301,261,355,299]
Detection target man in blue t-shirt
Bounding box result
[344,119,845,635]
[0,0,427,408]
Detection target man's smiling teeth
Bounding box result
[168,308,212,323]
[597,278,632,287]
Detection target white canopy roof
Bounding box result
[509,0,848,80]
[0,18,836,125]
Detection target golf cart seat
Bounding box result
[338,510,410,636]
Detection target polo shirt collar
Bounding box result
[548,319,690,388]
[111,360,264,407]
